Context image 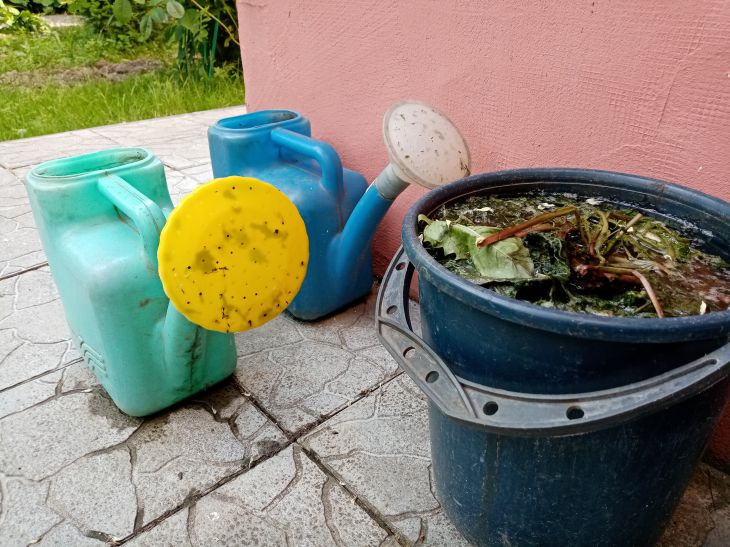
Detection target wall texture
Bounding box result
[237,1,730,464]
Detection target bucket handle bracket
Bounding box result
[376,247,730,437]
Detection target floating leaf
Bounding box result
[525,232,570,281]
[470,235,535,280]
[419,215,534,281]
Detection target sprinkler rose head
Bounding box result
[382,100,471,190]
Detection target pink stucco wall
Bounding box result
[237,1,730,464]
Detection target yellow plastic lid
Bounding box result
[158,176,309,333]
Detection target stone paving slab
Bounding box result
[234,292,403,437]
[93,107,244,171]
[0,267,79,391]
[166,163,215,206]
[127,445,392,546]
[0,129,119,171]
[0,166,44,277]
[91,117,210,171]
[302,373,730,547]
[0,361,286,544]
[302,374,468,545]
[659,463,730,547]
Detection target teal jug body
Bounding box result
[208,110,373,320]
[25,148,236,417]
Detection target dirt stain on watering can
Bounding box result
[193,248,217,274]
[249,247,267,264]
[250,221,278,239]
[234,228,249,246]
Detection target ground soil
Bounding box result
[0,58,166,88]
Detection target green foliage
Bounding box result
[6,0,67,15]
[68,0,150,46]
[162,0,241,77]
[111,0,130,23]
[70,0,240,75]
[0,0,49,32]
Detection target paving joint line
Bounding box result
[0,261,49,281]
[0,356,83,395]
[114,362,394,544]
[231,374,292,440]
[289,371,404,441]
[113,438,294,545]
[298,442,408,546]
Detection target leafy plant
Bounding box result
[67,0,149,47]
[164,0,240,77]
[1,0,49,32]
[74,0,240,76]
[16,0,68,13]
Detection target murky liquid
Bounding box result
[424,193,730,318]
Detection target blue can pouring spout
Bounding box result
[208,101,471,320]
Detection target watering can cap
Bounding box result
[383,100,471,189]
[158,176,309,333]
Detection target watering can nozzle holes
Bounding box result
[382,100,471,189]
[158,176,309,333]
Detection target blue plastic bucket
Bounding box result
[377,168,730,546]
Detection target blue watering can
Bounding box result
[25,148,308,416]
[208,101,471,320]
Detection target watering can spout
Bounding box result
[333,165,407,282]
[335,101,471,284]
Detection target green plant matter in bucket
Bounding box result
[419,194,730,318]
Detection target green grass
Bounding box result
[0,68,244,140]
[0,26,245,141]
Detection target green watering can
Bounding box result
[26,148,308,416]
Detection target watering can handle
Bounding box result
[376,247,730,437]
[270,128,343,197]
[98,174,167,269]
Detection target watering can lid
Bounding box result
[158,176,309,333]
[383,100,471,189]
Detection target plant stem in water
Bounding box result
[601,213,643,258]
[599,265,665,318]
[476,206,577,247]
